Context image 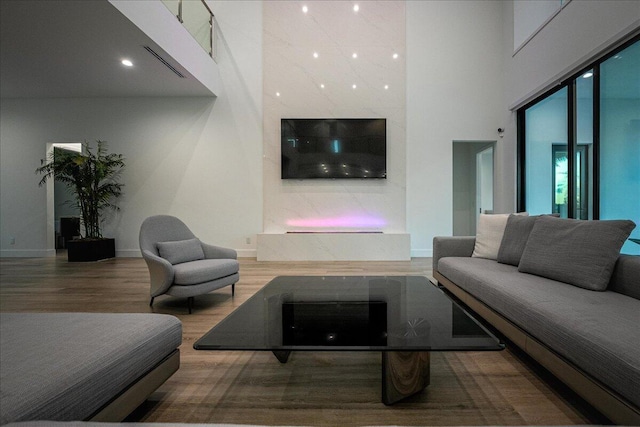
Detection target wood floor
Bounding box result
[0,255,608,426]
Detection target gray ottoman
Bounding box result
[0,313,182,424]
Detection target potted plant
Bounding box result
[36,140,125,261]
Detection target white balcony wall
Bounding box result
[110,0,221,96]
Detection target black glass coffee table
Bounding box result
[194,276,504,404]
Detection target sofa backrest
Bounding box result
[607,255,640,300]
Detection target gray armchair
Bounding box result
[139,215,239,313]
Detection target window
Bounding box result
[600,41,640,254]
[523,88,568,217]
[518,37,639,254]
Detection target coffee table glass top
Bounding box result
[194,276,504,352]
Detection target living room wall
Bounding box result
[406,0,505,256]
[0,1,263,257]
[262,1,407,235]
[2,1,636,259]
[504,0,640,109]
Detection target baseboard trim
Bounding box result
[0,249,56,258]
[116,249,256,259]
[236,249,257,258]
[116,249,142,258]
[411,249,432,258]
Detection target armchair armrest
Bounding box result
[201,242,237,260]
[141,249,175,297]
[432,236,476,272]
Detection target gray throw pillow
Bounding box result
[497,214,560,266]
[518,216,636,291]
[497,215,539,266]
[157,238,205,265]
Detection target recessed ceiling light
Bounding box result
[352,84,357,89]
[121,59,133,67]
[313,52,319,58]
[384,85,389,90]
[582,71,593,79]
[353,4,359,12]
[320,84,325,89]
[276,92,281,97]
[392,53,399,59]
[302,5,308,13]
[352,53,358,59]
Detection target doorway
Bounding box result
[453,141,496,236]
[552,144,590,219]
[45,143,82,251]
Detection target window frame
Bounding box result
[516,34,639,218]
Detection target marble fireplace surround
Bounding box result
[261,1,408,261]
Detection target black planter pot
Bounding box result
[67,238,116,262]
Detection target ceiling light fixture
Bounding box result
[276,92,281,97]
[302,5,308,13]
[121,59,133,67]
[320,84,325,89]
[352,53,358,59]
[384,85,389,90]
[582,71,594,79]
[353,4,359,12]
[352,84,357,89]
[392,53,399,59]
[313,52,319,58]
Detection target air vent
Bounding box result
[143,46,186,78]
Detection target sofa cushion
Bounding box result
[472,213,528,260]
[173,259,239,285]
[518,217,636,291]
[157,238,205,265]
[0,313,182,424]
[438,257,640,409]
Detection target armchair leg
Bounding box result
[232,283,235,296]
[149,297,155,307]
[187,296,194,314]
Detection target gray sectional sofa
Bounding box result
[433,215,640,425]
[0,313,182,425]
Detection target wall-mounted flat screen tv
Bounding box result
[281,118,386,179]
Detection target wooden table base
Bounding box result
[382,351,430,405]
[273,350,430,405]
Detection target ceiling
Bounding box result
[0,0,214,98]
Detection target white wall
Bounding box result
[3,0,637,259]
[0,1,263,257]
[406,1,505,256]
[110,0,222,95]
[507,0,640,109]
[513,0,562,52]
[262,1,406,235]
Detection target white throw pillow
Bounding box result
[472,213,528,260]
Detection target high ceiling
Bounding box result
[0,0,214,98]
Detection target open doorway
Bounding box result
[45,143,82,251]
[453,141,496,236]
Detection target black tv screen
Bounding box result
[281,118,386,179]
